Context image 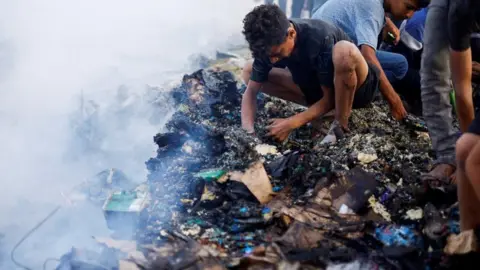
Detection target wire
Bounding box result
[10,180,92,269]
[10,206,63,270]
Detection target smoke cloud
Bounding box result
[0,0,256,268]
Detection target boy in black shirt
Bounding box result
[241,4,380,144]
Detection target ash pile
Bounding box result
[59,56,477,270]
[133,64,466,269]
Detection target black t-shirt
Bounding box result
[448,0,480,51]
[250,19,351,100]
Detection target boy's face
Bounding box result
[389,0,420,20]
[268,27,296,64]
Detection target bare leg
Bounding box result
[242,60,307,106]
[456,133,480,231]
[320,41,369,144]
[332,41,368,128]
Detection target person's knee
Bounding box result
[332,41,358,72]
[395,54,408,80]
[465,138,480,177]
[242,60,254,85]
[456,134,478,169]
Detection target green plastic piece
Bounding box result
[103,191,138,212]
[450,90,457,114]
[194,169,226,180]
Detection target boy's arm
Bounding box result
[360,45,406,120]
[354,6,407,120]
[289,85,334,128]
[448,0,476,132]
[241,80,262,133]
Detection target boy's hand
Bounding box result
[383,18,400,45]
[389,97,408,120]
[267,118,295,142]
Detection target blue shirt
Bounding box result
[311,0,328,14]
[312,0,385,50]
[404,8,428,43]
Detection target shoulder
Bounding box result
[355,0,384,18]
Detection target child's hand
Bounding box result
[266,118,294,142]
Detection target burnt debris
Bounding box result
[57,59,474,269]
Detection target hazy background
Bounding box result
[0,0,256,268]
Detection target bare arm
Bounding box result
[289,86,334,129]
[450,48,474,132]
[360,45,406,120]
[241,80,262,132]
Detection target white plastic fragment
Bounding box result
[405,208,423,220]
[179,224,201,236]
[357,153,378,164]
[255,144,278,156]
[339,204,354,214]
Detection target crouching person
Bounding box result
[240,4,380,144]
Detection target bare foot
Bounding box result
[422,163,456,188]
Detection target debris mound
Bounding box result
[129,62,462,269]
[60,55,473,269]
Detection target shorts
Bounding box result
[301,63,380,108]
[467,114,480,135]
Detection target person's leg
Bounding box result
[376,50,408,83]
[290,0,304,18]
[456,132,480,231]
[420,0,457,185]
[320,41,369,144]
[389,42,415,68]
[278,0,287,14]
[242,60,307,106]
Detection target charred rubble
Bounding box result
[56,61,480,269]
[118,64,470,269]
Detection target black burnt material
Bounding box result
[136,67,463,269]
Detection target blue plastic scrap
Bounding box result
[374,225,423,248]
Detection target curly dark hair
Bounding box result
[242,4,290,58]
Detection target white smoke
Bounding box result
[0,0,256,268]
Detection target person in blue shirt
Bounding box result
[385,8,428,115]
[312,0,430,121]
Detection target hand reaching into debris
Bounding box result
[267,118,294,142]
[389,97,408,120]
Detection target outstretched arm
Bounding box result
[360,45,407,120]
[241,80,262,133]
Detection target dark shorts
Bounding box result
[467,114,480,135]
[301,63,380,108]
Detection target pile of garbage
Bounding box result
[55,52,479,270]
[134,62,464,268]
